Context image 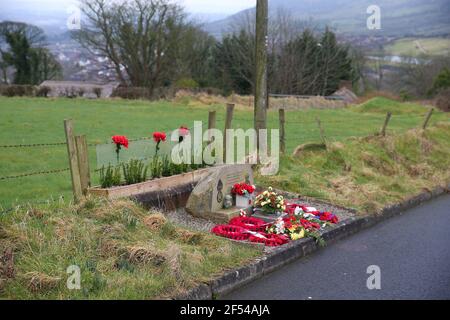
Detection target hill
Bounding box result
[205,0,450,37]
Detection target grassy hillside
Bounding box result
[205,0,450,37]
[0,198,259,299]
[0,96,448,209]
[384,38,450,57]
[256,122,450,213]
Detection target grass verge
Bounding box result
[0,198,260,299]
[256,122,450,213]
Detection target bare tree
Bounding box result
[74,0,189,93]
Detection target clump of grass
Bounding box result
[122,159,148,185]
[99,165,122,188]
[0,197,260,299]
[25,272,61,293]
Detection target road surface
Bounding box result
[223,195,450,300]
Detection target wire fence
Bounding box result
[0,109,447,212]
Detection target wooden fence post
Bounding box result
[223,103,235,161]
[380,112,392,137]
[208,110,216,131]
[316,117,327,149]
[75,135,91,195]
[422,109,434,130]
[279,109,286,154]
[64,119,82,202]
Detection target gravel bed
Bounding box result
[165,208,216,233]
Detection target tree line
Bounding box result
[1,0,360,97]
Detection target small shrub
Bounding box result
[92,87,102,98]
[77,88,85,97]
[112,87,152,100]
[99,165,122,188]
[1,85,35,97]
[122,159,148,185]
[36,86,51,97]
[175,77,199,89]
[436,88,450,112]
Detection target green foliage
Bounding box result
[99,165,121,188]
[175,78,199,89]
[150,156,163,179]
[122,159,148,185]
[431,68,450,94]
[0,22,61,85]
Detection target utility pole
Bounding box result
[254,0,268,150]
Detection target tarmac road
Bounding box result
[223,195,450,300]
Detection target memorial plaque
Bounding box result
[186,164,254,223]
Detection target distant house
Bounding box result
[38,81,120,98]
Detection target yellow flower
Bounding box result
[290,229,305,241]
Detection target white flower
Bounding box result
[294,207,304,215]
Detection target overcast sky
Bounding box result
[0,0,256,14]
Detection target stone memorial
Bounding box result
[186,164,254,223]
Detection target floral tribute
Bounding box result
[231,183,256,196]
[254,187,286,214]
[112,135,129,162]
[211,187,340,247]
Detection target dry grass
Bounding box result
[25,272,61,293]
[0,197,260,299]
[174,89,347,110]
[257,123,450,213]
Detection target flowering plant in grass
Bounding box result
[112,135,129,162]
[231,183,256,196]
[254,187,286,214]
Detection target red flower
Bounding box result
[153,132,167,143]
[319,212,339,224]
[232,183,255,196]
[112,135,129,149]
[179,126,190,137]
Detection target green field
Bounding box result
[0,96,448,209]
[383,38,450,57]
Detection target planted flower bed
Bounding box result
[88,128,213,209]
[212,187,339,247]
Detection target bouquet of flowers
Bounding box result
[254,187,286,214]
[231,183,256,197]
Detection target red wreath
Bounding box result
[211,225,250,241]
[229,217,268,232]
[249,232,289,247]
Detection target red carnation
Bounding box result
[112,135,129,162]
[179,126,190,136]
[153,132,167,143]
[112,135,129,148]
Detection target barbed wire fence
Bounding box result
[0,106,443,213]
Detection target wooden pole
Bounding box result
[208,110,216,131]
[316,117,327,148]
[422,109,434,130]
[224,103,235,161]
[75,135,91,195]
[254,0,268,149]
[64,119,82,202]
[279,109,286,154]
[380,112,392,137]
